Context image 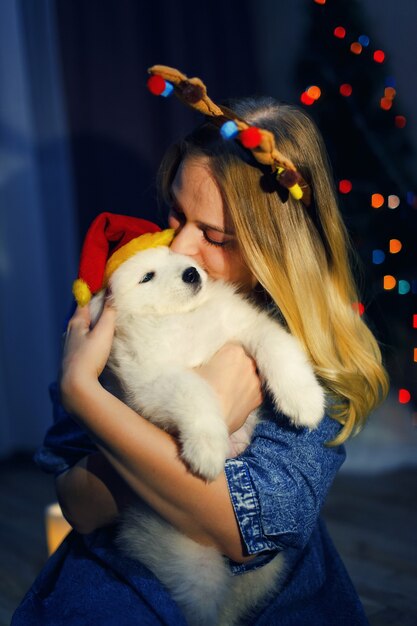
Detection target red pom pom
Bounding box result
[239,127,262,149]
[147,75,166,96]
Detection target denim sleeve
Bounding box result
[33,381,98,476]
[224,402,346,560]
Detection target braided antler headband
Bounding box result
[147,65,311,207]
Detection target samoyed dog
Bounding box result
[90,245,325,626]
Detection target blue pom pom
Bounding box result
[220,121,239,139]
[161,81,174,97]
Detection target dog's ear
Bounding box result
[89,290,106,328]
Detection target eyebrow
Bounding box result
[169,189,236,237]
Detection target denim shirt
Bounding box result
[36,383,345,576]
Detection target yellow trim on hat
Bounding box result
[103,228,175,285]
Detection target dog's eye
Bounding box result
[139,272,155,284]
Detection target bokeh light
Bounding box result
[394,115,407,128]
[399,389,411,404]
[384,87,396,100]
[306,85,322,100]
[373,50,385,63]
[380,97,392,111]
[358,35,370,47]
[372,249,385,264]
[383,275,396,290]
[300,91,315,106]
[352,302,365,316]
[339,179,352,193]
[340,84,353,97]
[314,0,326,4]
[334,26,346,39]
[371,193,384,208]
[413,314,417,329]
[399,280,411,295]
[350,42,363,55]
[388,195,400,209]
[389,239,402,254]
[414,348,417,363]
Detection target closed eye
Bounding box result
[139,272,155,283]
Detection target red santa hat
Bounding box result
[72,212,175,306]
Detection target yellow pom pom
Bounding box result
[289,184,303,201]
[72,278,92,306]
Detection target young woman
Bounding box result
[13,75,388,625]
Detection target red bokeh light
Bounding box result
[340,84,353,97]
[334,26,346,39]
[339,180,352,194]
[373,50,385,63]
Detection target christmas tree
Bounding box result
[296,0,417,412]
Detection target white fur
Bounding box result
[90,246,325,625]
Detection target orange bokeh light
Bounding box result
[383,275,396,290]
[380,97,392,111]
[389,239,402,254]
[350,42,363,55]
[371,193,384,208]
[307,86,321,100]
[384,87,396,99]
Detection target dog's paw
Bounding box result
[180,421,229,482]
[273,377,325,429]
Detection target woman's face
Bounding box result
[168,158,256,291]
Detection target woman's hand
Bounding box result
[196,344,263,434]
[60,303,116,414]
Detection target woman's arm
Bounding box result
[59,304,262,563]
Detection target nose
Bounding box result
[170,224,199,256]
[182,267,201,284]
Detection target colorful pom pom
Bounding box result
[161,82,174,97]
[289,184,303,201]
[220,121,239,139]
[147,75,167,96]
[239,127,262,149]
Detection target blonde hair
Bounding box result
[158,98,389,445]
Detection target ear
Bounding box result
[89,289,106,328]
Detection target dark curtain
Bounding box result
[54,0,262,241]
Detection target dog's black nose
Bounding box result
[182,267,200,284]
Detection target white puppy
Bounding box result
[90,246,325,626]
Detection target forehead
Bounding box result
[171,158,225,225]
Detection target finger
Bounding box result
[90,303,116,342]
